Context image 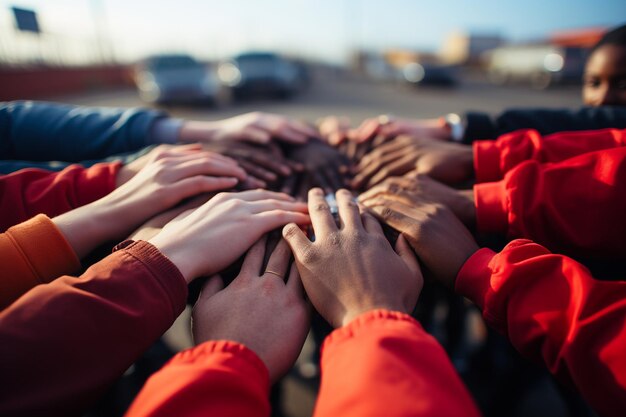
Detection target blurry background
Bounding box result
[1,2,624,417]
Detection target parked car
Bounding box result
[400,62,458,87]
[217,52,303,98]
[485,45,586,89]
[134,54,219,104]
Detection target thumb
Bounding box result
[282,223,312,261]
[198,275,224,300]
[395,234,421,276]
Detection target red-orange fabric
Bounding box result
[473,127,626,183]
[126,310,481,417]
[456,240,626,417]
[125,341,271,417]
[0,162,120,232]
[474,147,626,259]
[0,240,187,417]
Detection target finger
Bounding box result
[247,199,309,214]
[286,262,305,298]
[357,178,405,203]
[308,187,337,236]
[172,158,248,182]
[280,126,310,144]
[360,208,384,235]
[335,189,362,230]
[255,210,311,228]
[171,176,239,200]
[312,171,333,195]
[345,139,358,161]
[279,174,299,195]
[368,203,421,246]
[248,153,291,176]
[290,120,319,139]
[239,126,272,144]
[366,154,417,188]
[323,164,345,191]
[395,234,421,275]
[263,239,292,279]
[352,119,379,143]
[237,160,278,182]
[235,189,296,202]
[282,223,313,260]
[197,275,224,300]
[239,235,268,277]
[237,175,267,190]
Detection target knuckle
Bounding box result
[300,246,320,264]
[313,203,330,212]
[283,224,301,239]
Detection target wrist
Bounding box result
[148,235,196,283]
[178,120,219,143]
[341,303,408,328]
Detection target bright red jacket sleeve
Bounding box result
[0,240,187,417]
[456,240,626,417]
[473,128,626,183]
[0,162,120,232]
[125,341,270,417]
[474,147,626,259]
[313,310,480,417]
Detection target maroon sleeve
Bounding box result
[473,128,626,183]
[456,240,626,417]
[125,341,270,417]
[0,241,187,417]
[474,147,626,259]
[0,162,121,231]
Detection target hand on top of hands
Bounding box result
[282,188,423,328]
[192,237,310,384]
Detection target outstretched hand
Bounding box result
[282,188,423,328]
[192,237,310,384]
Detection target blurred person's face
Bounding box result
[583,44,626,107]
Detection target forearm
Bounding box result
[314,310,480,417]
[125,341,270,417]
[0,241,187,417]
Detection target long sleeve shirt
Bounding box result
[456,239,626,417]
[0,240,187,417]
[125,310,480,417]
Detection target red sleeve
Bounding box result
[0,241,187,417]
[473,128,626,183]
[0,162,121,232]
[455,240,626,417]
[474,147,626,259]
[313,310,480,417]
[125,341,270,417]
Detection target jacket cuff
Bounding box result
[8,214,81,282]
[473,140,502,183]
[474,181,509,235]
[323,309,421,348]
[119,240,188,319]
[454,248,497,311]
[172,340,269,385]
[75,162,122,207]
[463,112,496,143]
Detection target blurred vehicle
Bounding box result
[217,52,304,99]
[400,62,458,87]
[485,45,586,89]
[134,54,219,105]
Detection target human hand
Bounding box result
[288,139,351,193]
[203,141,302,189]
[352,135,474,190]
[317,115,352,146]
[364,200,479,289]
[149,190,310,282]
[192,237,310,383]
[282,188,422,328]
[350,116,449,143]
[358,174,476,228]
[179,112,319,145]
[53,148,247,259]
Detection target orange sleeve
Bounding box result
[0,214,80,310]
[313,310,480,417]
[125,341,270,417]
[456,240,626,417]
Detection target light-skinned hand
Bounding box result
[192,237,310,384]
[149,190,310,282]
[282,188,422,328]
[350,116,449,143]
[179,112,319,145]
[317,115,352,146]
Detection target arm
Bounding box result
[475,147,626,258]
[0,241,188,417]
[0,162,120,231]
[463,106,626,143]
[474,127,626,182]
[314,310,480,417]
[0,101,169,161]
[125,341,270,417]
[456,239,626,417]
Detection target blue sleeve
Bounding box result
[0,101,169,162]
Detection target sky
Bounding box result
[0,0,624,64]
